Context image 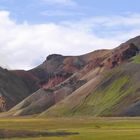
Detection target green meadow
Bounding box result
[0,117,140,140]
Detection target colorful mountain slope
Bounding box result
[1,36,140,117]
[6,50,110,116]
[39,38,140,117]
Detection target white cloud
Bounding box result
[0,11,140,70]
[63,13,140,32]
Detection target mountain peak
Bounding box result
[46,54,63,61]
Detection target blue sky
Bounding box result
[0,0,140,23]
[0,0,140,69]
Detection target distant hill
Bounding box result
[0,68,37,110]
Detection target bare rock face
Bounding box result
[30,54,86,90]
[121,43,139,60]
[84,58,104,72]
[46,54,63,61]
[38,72,72,89]
[106,43,139,68]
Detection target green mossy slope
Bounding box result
[41,58,140,117]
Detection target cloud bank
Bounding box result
[0,11,140,70]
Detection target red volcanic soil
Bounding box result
[41,76,67,89]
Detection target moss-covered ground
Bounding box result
[132,54,140,63]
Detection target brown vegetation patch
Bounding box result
[0,129,79,139]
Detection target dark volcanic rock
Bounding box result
[121,43,139,60]
[46,54,63,61]
[106,43,139,68]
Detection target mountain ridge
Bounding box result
[1,36,140,117]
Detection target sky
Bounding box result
[0,0,140,69]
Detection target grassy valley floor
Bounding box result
[0,117,140,140]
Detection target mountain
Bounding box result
[1,35,140,117]
[0,68,37,111]
[39,42,140,117]
[4,50,110,116]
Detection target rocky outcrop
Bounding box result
[46,54,63,61]
[121,43,139,60]
[106,43,139,68]
[39,72,72,89]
